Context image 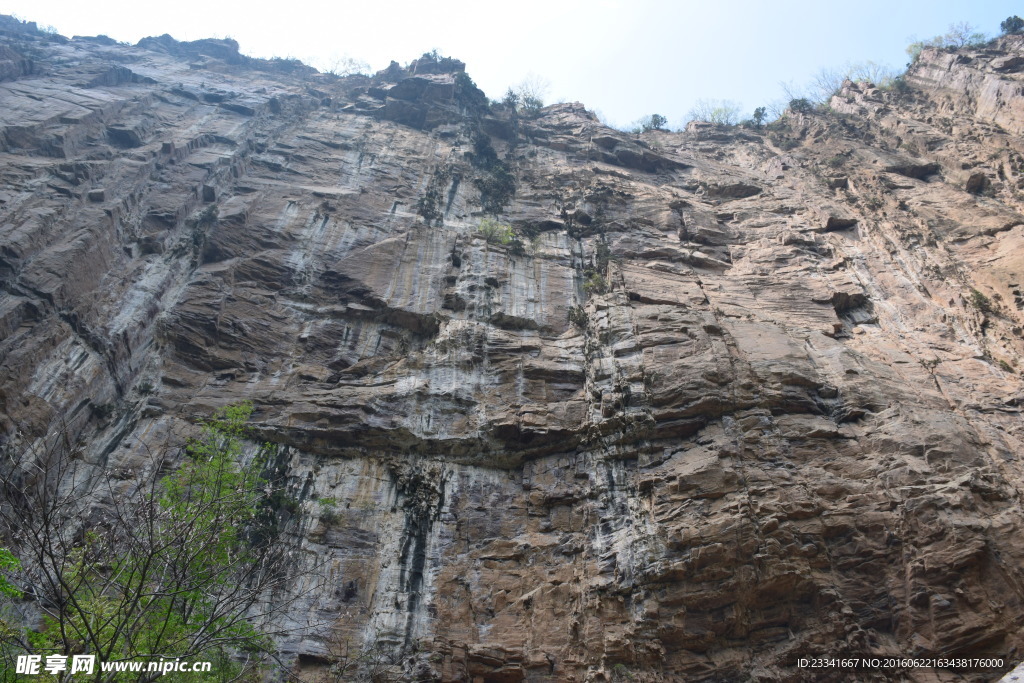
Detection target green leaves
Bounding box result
[478,217,515,245]
[0,549,20,599]
[1002,16,1024,35]
[0,402,289,680]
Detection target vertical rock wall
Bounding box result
[2,17,1024,681]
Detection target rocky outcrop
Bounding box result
[2,17,1024,682]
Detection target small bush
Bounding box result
[318,498,340,526]
[612,663,634,681]
[970,288,993,314]
[507,236,527,256]
[92,402,116,420]
[596,241,611,272]
[475,165,516,213]
[416,188,443,224]
[881,75,910,94]
[478,217,515,245]
[584,272,607,295]
[197,204,219,225]
[568,305,588,328]
[471,133,516,213]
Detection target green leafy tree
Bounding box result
[788,98,814,114]
[478,217,515,245]
[583,272,607,295]
[501,88,519,111]
[642,114,667,132]
[1001,15,1024,35]
[0,403,303,681]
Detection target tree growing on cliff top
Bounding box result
[751,107,767,128]
[686,99,741,126]
[0,404,306,681]
[1001,16,1024,35]
[510,74,549,117]
[630,114,668,133]
[907,22,988,63]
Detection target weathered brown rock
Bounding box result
[3,17,1024,682]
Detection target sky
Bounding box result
[0,0,1020,129]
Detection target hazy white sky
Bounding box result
[1,0,1020,127]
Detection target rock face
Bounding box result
[3,15,1024,681]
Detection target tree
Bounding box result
[629,114,668,134]
[324,55,370,77]
[686,99,741,126]
[0,404,307,681]
[501,88,519,111]
[788,98,814,114]
[1001,15,1024,35]
[645,114,667,131]
[806,61,900,103]
[752,107,767,128]
[946,21,987,48]
[478,217,515,245]
[907,22,989,63]
[511,74,549,117]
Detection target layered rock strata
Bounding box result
[2,15,1024,681]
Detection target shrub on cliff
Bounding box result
[584,272,607,295]
[568,305,588,328]
[478,217,515,245]
[471,134,517,214]
[970,288,993,314]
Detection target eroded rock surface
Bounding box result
[2,16,1024,681]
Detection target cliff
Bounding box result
[2,15,1024,681]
